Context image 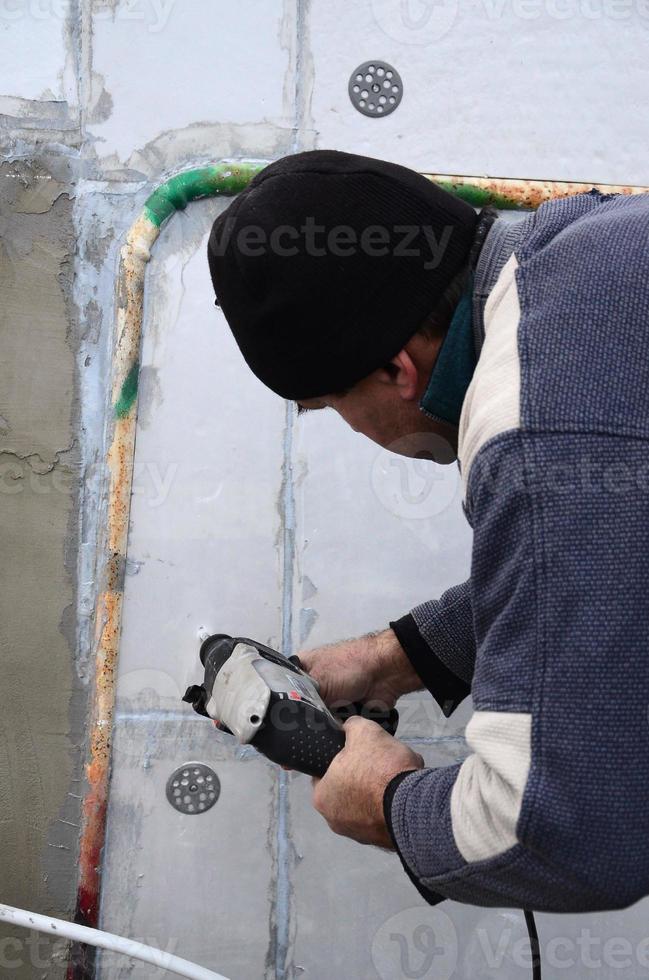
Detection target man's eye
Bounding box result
[295,401,329,415]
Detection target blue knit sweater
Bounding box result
[386,191,649,912]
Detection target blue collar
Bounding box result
[419,276,477,428]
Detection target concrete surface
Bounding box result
[0,157,83,978]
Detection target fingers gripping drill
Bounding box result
[183,634,398,778]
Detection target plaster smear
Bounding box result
[0,159,84,979]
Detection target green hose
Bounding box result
[434,180,524,211]
[141,163,529,232]
[143,163,265,227]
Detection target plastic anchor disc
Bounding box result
[165,761,221,815]
[348,60,403,118]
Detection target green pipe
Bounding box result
[143,162,266,228]
[434,180,524,210]
[143,162,649,232]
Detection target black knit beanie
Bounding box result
[207,150,478,400]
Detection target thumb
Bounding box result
[342,714,383,747]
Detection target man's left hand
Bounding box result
[312,716,424,848]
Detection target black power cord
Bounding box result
[524,909,541,980]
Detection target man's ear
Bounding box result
[376,349,419,401]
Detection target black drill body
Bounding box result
[183,634,398,777]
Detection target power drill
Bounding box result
[182,634,399,778]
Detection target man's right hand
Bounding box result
[298,628,423,711]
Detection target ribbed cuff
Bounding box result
[383,770,413,831]
[390,613,470,717]
[383,771,445,906]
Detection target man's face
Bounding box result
[296,346,457,464]
[297,375,413,447]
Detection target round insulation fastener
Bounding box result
[348,61,403,118]
[166,762,221,815]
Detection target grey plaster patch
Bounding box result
[81,297,102,344]
[301,574,317,602]
[299,606,318,646]
[0,159,69,214]
[136,364,163,430]
[97,120,294,183]
[72,184,140,686]
[287,0,315,153]
[82,215,115,267]
[125,557,144,576]
[87,71,114,125]
[0,95,78,133]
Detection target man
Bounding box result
[207,150,649,911]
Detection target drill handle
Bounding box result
[252,707,346,778]
[289,703,400,778]
[251,700,400,778]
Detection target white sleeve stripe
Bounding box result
[458,252,522,497]
[450,710,532,863]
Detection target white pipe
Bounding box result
[0,904,230,980]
